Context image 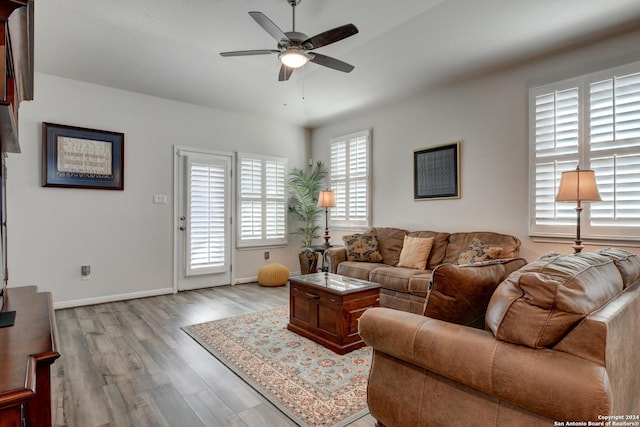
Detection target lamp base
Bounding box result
[571,206,584,254]
[323,231,331,249]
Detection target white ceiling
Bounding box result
[35,0,640,128]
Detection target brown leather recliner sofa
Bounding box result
[359,248,640,427]
[326,227,527,328]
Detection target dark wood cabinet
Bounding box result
[0,5,41,426]
[288,274,381,354]
[0,0,34,154]
[0,286,60,427]
[0,0,34,313]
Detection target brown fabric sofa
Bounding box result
[326,227,527,327]
[359,248,640,427]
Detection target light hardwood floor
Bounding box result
[52,283,375,427]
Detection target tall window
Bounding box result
[237,153,287,248]
[330,129,371,229]
[529,61,640,241]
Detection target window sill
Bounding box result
[237,244,288,251]
[530,235,640,248]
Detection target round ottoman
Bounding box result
[258,263,290,287]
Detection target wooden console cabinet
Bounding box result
[0,286,60,427]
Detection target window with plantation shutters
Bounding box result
[186,156,228,276]
[330,129,371,229]
[237,153,287,247]
[529,61,640,242]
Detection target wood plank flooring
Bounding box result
[52,283,375,427]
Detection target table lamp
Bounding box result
[555,166,602,253]
[317,190,336,249]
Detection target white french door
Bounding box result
[174,147,233,291]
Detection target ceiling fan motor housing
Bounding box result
[278,31,308,50]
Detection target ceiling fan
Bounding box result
[220,0,358,81]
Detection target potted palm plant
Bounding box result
[288,161,328,274]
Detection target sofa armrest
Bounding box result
[359,308,497,391]
[358,307,611,421]
[325,247,346,273]
[425,257,527,328]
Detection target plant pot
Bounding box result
[299,249,319,275]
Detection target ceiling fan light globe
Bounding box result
[279,49,309,68]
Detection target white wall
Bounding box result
[311,29,640,262]
[8,73,307,307]
[8,30,640,307]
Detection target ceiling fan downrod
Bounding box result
[289,0,301,32]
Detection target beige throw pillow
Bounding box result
[397,235,434,270]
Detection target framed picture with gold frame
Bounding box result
[413,141,460,200]
[42,122,124,190]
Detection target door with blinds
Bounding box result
[176,150,232,291]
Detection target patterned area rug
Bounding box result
[182,306,371,427]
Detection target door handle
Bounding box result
[305,292,320,300]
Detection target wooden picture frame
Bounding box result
[42,122,124,190]
[413,141,460,200]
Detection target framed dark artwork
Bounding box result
[42,122,124,190]
[413,141,460,200]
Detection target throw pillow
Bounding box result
[342,233,383,262]
[397,235,434,270]
[456,238,503,265]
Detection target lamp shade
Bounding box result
[279,48,309,69]
[556,168,602,203]
[317,190,336,208]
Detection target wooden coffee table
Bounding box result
[287,272,381,354]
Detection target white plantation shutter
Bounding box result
[531,85,581,234]
[330,141,347,221]
[330,130,371,228]
[265,160,286,239]
[186,156,228,276]
[239,158,262,241]
[533,160,579,227]
[589,68,640,234]
[529,61,640,241]
[591,154,640,226]
[534,88,580,158]
[237,153,287,247]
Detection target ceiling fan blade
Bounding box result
[249,11,290,43]
[303,24,358,50]
[310,53,355,73]
[278,65,294,81]
[220,49,280,56]
[220,49,279,57]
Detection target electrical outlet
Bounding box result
[264,251,270,260]
[81,265,91,280]
[153,194,167,204]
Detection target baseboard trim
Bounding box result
[234,270,300,285]
[235,276,258,285]
[53,272,301,309]
[54,287,174,309]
